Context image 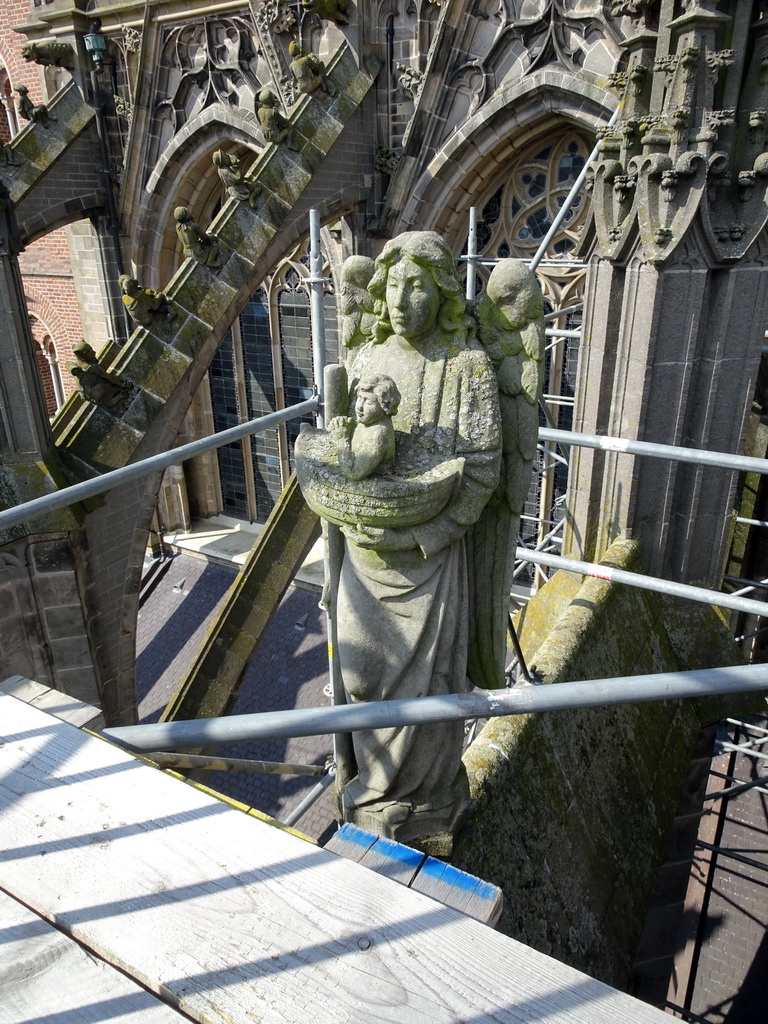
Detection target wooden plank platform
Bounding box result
[0,674,105,731]
[0,695,672,1023]
[325,823,504,926]
[0,889,184,1023]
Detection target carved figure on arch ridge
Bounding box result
[289,42,335,96]
[68,341,135,415]
[14,85,55,128]
[257,89,300,150]
[212,150,260,208]
[174,207,224,269]
[119,275,177,328]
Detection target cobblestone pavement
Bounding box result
[687,716,768,1023]
[135,551,336,841]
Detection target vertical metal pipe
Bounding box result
[308,209,326,429]
[306,213,340,806]
[466,206,477,301]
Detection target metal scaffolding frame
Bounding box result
[5,202,768,826]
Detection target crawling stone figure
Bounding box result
[20,41,75,70]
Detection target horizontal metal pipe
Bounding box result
[736,516,768,528]
[539,427,768,476]
[544,329,582,338]
[0,398,320,532]
[144,752,325,775]
[102,665,768,752]
[515,547,768,619]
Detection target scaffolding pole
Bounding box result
[102,665,768,752]
[0,398,320,533]
[538,427,768,476]
[514,547,768,620]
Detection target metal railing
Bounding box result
[103,665,768,753]
[0,398,320,533]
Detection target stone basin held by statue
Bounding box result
[295,428,465,529]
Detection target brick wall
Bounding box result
[0,1,48,104]
[1,3,88,406]
[22,231,84,402]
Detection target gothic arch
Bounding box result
[390,71,615,238]
[131,110,262,283]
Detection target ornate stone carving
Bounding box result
[174,207,224,269]
[375,144,400,175]
[14,86,55,128]
[511,0,621,76]
[301,0,350,26]
[154,17,264,140]
[68,342,135,415]
[114,95,133,124]
[123,27,142,53]
[20,41,75,70]
[588,4,768,264]
[610,0,659,15]
[397,64,424,100]
[295,232,544,847]
[263,1,296,33]
[251,3,297,110]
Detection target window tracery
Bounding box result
[208,237,337,522]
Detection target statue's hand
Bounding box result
[344,524,417,551]
[329,416,354,441]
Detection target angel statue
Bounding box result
[338,254,375,349]
[470,259,545,689]
[295,231,544,849]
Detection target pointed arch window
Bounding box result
[208,238,337,523]
[465,129,593,593]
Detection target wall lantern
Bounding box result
[83,19,107,72]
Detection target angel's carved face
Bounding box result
[385,258,441,341]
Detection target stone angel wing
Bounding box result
[467,259,546,690]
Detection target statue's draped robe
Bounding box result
[336,334,501,821]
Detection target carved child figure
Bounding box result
[119,274,176,328]
[14,85,54,127]
[289,42,335,96]
[257,89,299,150]
[328,373,400,481]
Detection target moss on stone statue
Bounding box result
[454,537,763,988]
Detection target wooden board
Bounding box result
[411,857,503,928]
[0,695,672,1024]
[0,889,184,1023]
[326,824,503,925]
[0,674,105,731]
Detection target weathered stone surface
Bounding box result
[296,232,540,847]
[456,538,757,987]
